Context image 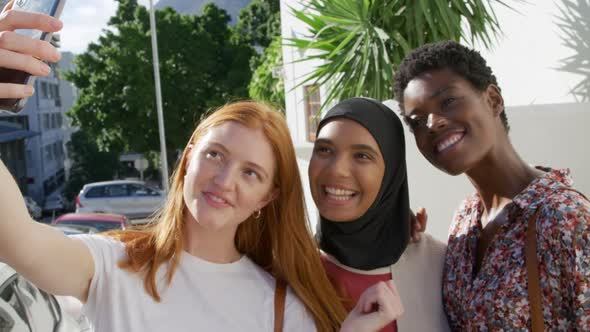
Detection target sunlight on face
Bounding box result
[309,119,385,222]
[183,122,277,233]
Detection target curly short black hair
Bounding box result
[393,40,509,132]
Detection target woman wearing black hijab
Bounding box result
[309,98,450,331]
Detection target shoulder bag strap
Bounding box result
[526,207,544,332]
[274,279,287,332]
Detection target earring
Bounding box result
[253,209,262,219]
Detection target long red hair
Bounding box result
[108,101,347,331]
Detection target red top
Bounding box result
[322,255,398,332]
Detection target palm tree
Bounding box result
[288,0,522,108]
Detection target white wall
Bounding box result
[475,0,588,106]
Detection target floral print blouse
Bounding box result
[443,167,590,331]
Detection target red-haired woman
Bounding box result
[0,3,402,332]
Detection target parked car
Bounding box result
[53,213,130,233]
[75,180,164,219]
[0,262,91,331]
[52,224,99,236]
[24,196,42,220]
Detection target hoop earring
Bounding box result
[253,209,262,219]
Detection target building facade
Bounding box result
[0,116,36,194]
[21,60,67,203]
[1,48,77,206]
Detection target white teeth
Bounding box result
[325,187,356,198]
[437,133,464,152]
[325,187,355,196]
[208,194,227,204]
[328,195,352,201]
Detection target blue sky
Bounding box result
[60,0,151,54]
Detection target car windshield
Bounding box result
[54,224,97,235]
[58,220,122,232]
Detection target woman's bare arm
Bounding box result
[0,6,95,301]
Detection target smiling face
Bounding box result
[308,118,385,222]
[183,121,277,232]
[401,68,504,175]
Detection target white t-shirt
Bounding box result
[73,235,316,332]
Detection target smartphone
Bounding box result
[0,0,67,113]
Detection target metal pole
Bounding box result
[148,0,169,192]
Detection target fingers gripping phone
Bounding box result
[0,0,66,113]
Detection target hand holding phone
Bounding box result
[0,0,64,113]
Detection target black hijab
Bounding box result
[316,98,410,270]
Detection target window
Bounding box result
[40,82,48,99]
[50,85,61,106]
[50,113,57,129]
[44,145,53,161]
[129,184,159,197]
[52,143,59,159]
[51,85,58,99]
[56,113,62,128]
[107,184,128,197]
[42,114,50,130]
[54,141,63,159]
[304,85,321,142]
[85,186,106,198]
[59,220,123,232]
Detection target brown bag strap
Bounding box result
[274,279,287,332]
[526,208,544,332]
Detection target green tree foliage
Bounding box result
[65,0,254,157]
[237,0,285,108]
[63,131,122,201]
[248,36,285,109]
[289,0,522,107]
[237,0,281,48]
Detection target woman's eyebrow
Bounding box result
[314,138,333,145]
[351,144,380,156]
[244,161,269,179]
[207,141,230,154]
[406,85,457,116]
